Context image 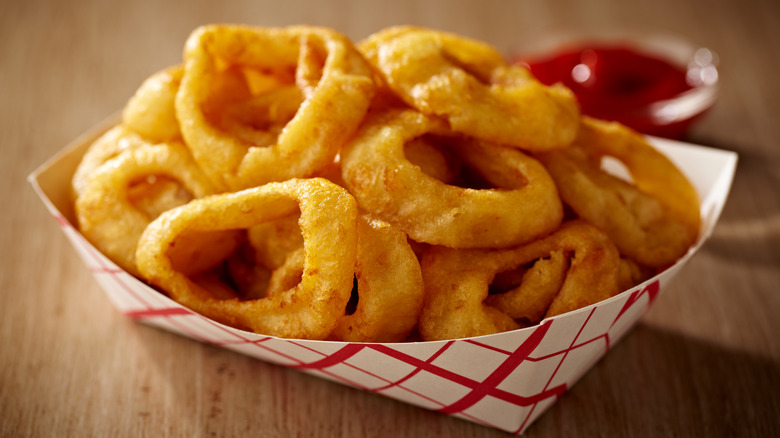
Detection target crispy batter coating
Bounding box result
[329,214,424,342]
[135,178,359,340]
[176,24,376,191]
[359,26,580,151]
[341,109,563,248]
[122,65,184,143]
[537,117,701,267]
[419,221,622,341]
[75,139,227,277]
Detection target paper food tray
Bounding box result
[28,117,737,434]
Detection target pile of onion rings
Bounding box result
[72,24,700,341]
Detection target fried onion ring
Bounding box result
[484,250,569,323]
[75,140,231,277]
[537,117,701,267]
[223,212,424,342]
[358,26,580,151]
[329,214,424,342]
[403,136,460,184]
[126,176,194,219]
[341,109,563,248]
[72,125,148,198]
[122,65,184,142]
[418,220,621,341]
[74,65,185,199]
[135,178,359,340]
[176,24,376,191]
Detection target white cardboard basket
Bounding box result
[29,118,737,434]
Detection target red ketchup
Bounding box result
[518,45,698,139]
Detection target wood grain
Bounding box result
[2,0,779,436]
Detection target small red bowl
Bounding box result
[511,28,719,139]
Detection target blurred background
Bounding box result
[7,0,777,151]
[2,0,779,437]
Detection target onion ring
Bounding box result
[484,250,569,323]
[340,109,563,248]
[74,66,185,199]
[418,220,621,341]
[403,136,460,184]
[358,26,580,151]
[227,212,424,342]
[72,125,148,199]
[176,24,376,191]
[122,65,184,143]
[617,257,654,292]
[537,117,701,267]
[135,178,359,340]
[329,214,424,342]
[75,140,231,277]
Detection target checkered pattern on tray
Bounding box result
[57,213,664,434]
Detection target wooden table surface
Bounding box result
[3,0,779,436]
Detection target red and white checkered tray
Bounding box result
[29,119,736,434]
